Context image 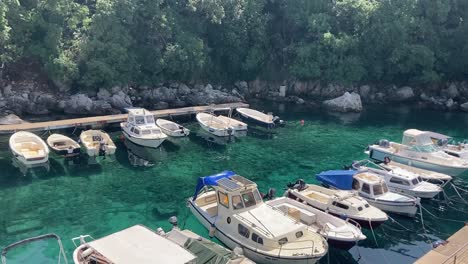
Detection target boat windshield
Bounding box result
[373,183,388,195]
[412,178,420,185]
[241,191,257,208]
[135,116,145,125]
[145,115,155,124]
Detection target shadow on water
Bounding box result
[191,129,236,148]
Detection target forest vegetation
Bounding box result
[1,0,467,91]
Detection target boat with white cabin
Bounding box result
[285,180,388,229]
[217,115,248,131]
[121,108,168,148]
[425,131,468,159]
[379,159,452,184]
[188,171,328,264]
[9,131,49,166]
[196,113,235,137]
[351,160,442,199]
[266,197,366,250]
[236,108,283,128]
[367,129,468,176]
[80,130,116,156]
[317,170,420,217]
[46,133,80,157]
[156,118,190,137]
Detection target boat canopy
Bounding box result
[193,171,236,200]
[127,108,155,126]
[402,129,434,146]
[316,170,356,190]
[87,225,196,264]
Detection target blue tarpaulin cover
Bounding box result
[316,170,357,190]
[192,171,236,200]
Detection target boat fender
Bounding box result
[232,247,245,256]
[432,240,448,248]
[339,214,348,220]
[384,156,391,164]
[81,248,94,259]
[209,225,216,238]
[227,127,233,135]
[156,227,166,236]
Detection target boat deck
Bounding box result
[0,103,248,134]
[415,224,468,264]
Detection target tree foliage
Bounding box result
[1,0,467,89]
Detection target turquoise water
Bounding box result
[0,102,467,264]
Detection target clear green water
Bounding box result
[0,102,467,264]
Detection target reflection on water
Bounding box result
[123,139,168,167]
[11,157,50,177]
[194,129,236,146]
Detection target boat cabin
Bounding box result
[124,108,163,136]
[402,129,438,152]
[352,172,389,198]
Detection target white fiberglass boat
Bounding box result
[217,115,248,131]
[156,118,190,137]
[9,131,49,166]
[46,133,80,157]
[425,131,468,159]
[367,129,468,176]
[317,170,420,217]
[80,130,116,156]
[267,197,366,250]
[236,108,283,128]
[121,108,168,148]
[72,225,198,264]
[196,113,235,137]
[285,180,388,229]
[352,160,442,199]
[379,160,452,184]
[188,171,328,264]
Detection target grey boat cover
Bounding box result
[184,238,240,264]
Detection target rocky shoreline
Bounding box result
[1,78,468,118]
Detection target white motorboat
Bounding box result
[379,160,452,184]
[79,130,116,156]
[188,171,328,264]
[217,115,248,131]
[267,197,366,250]
[72,225,198,264]
[196,113,235,137]
[352,160,442,199]
[121,108,168,148]
[156,118,190,137]
[367,129,468,176]
[236,108,283,128]
[46,133,80,157]
[317,170,420,217]
[285,180,388,229]
[9,131,49,166]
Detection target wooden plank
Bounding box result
[415,224,468,264]
[0,102,249,134]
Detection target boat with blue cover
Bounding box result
[316,170,420,217]
[188,171,328,263]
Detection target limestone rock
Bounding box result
[234,81,248,94]
[63,94,93,114]
[110,91,132,111]
[393,86,414,101]
[323,92,363,112]
[97,88,111,101]
[442,83,459,99]
[0,114,29,125]
[359,85,371,100]
[461,102,468,112]
[177,83,191,95]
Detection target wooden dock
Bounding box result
[0,102,249,134]
[415,224,468,264]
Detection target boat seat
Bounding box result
[306,192,329,204]
[324,223,337,231]
[281,204,317,225]
[200,203,218,217]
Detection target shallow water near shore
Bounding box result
[0,102,467,263]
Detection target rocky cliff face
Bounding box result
[1,75,468,117]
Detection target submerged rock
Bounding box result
[323,92,363,112]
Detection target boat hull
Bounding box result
[237,112,275,129]
[198,121,234,137]
[365,198,418,217]
[51,147,80,157]
[188,199,322,264]
[369,147,468,176]
[122,130,165,148]
[387,187,439,199]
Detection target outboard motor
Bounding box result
[168,216,178,227]
[227,127,234,136]
[379,139,390,148]
[273,116,285,126]
[287,179,307,191]
[262,188,276,200]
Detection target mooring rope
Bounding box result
[451,183,468,204]
[421,205,466,223]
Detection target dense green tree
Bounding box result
[1,0,467,90]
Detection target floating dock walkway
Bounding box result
[415,224,468,264]
[0,102,249,134]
